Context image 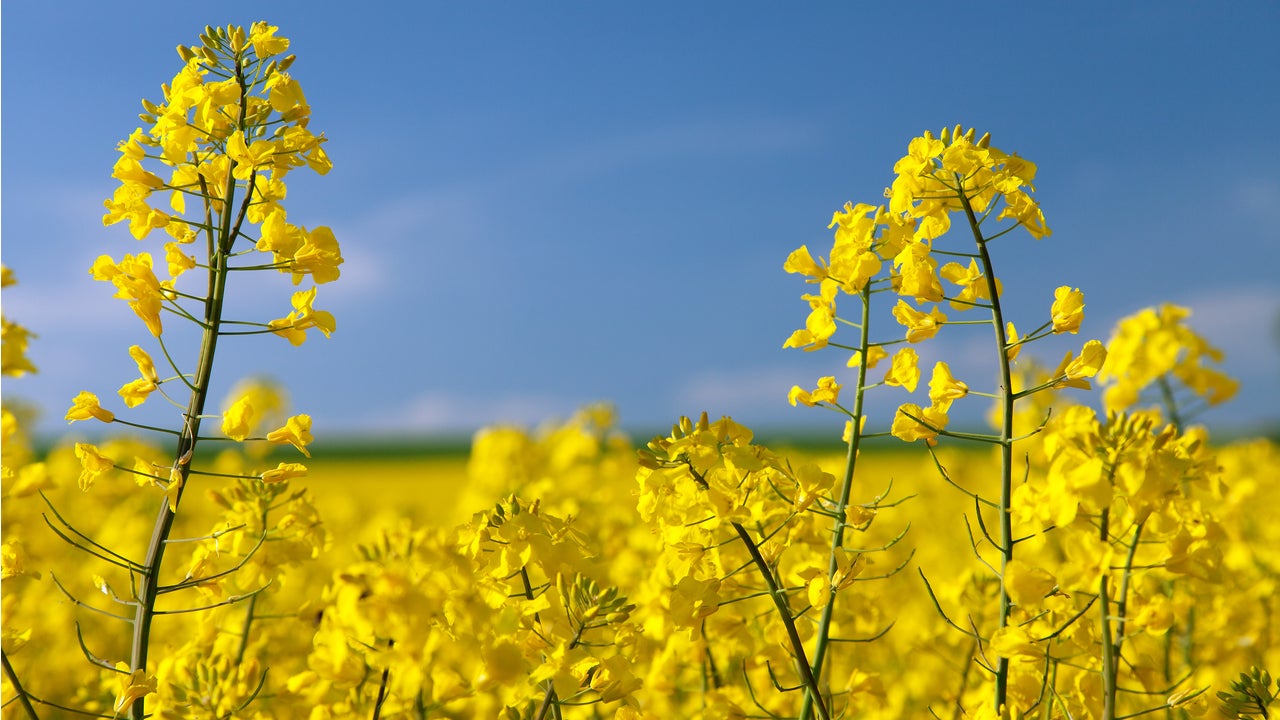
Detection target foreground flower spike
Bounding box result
[46,23,340,720]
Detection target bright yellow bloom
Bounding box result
[266,72,308,113]
[1051,339,1107,389]
[892,242,943,303]
[261,461,308,484]
[118,345,159,407]
[256,209,306,259]
[90,253,166,336]
[102,184,170,240]
[249,21,290,58]
[291,226,343,284]
[227,132,279,180]
[892,299,947,342]
[269,287,336,346]
[792,462,835,511]
[66,391,115,424]
[1,315,38,378]
[1098,304,1238,414]
[883,347,920,393]
[788,376,842,407]
[267,414,313,457]
[989,625,1041,661]
[1004,559,1057,609]
[940,258,1000,311]
[669,576,721,627]
[112,663,158,714]
[783,245,827,282]
[1005,321,1022,361]
[829,244,881,294]
[783,280,838,351]
[74,443,115,491]
[847,345,888,370]
[927,361,968,410]
[222,395,256,441]
[1050,286,1085,334]
[163,241,197,280]
[890,402,948,445]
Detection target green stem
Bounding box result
[1100,509,1117,720]
[800,282,873,720]
[1,651,40,720]
[958,180,1015,714]
[128,54,250,720]
[731,520,831,720]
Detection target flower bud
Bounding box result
[139,113,156,125]
[278,54,297,72]
[963,127,976,142]
[177,44,196,62]
[940,126,951,144]
[230,25,247,53]
[977,132,991,148]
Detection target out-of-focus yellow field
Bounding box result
[4,412,1278,718]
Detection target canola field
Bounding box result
[4,20,1279,720]
[3,414,1278,718]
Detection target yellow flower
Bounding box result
[940,258,1001,311]
[267,414,314,457]
[1051,339,1107,389]
[222,395,256,441]
[74,443,115,491]
[66,391,115,424]
[163,241,197,280]
[261,461,308,484]
[90,253,166,336]
[892,242,943,303]
[112,663,158,715]
[883,347,920,393]
[269,288,336,346]
[249,21,290,58]
[792,462,834,511]
[989,625,1041,661]
[892,299,947,342]
[783,245,827,282]
[927,361,969,410]
[783,280,839,351]
[1005,321,1022,361]
[847,345,888,370]
[1050,286,1085,334]
[891,402,948,445]
[788,376,841,407]
[291,226,344,284]
[1004,559,1057,609]
[669,576,721,627]
[118,345,159,407]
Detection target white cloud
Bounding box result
[362,390,581,434]
[1180,285,1280,372]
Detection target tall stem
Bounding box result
[801,283,873,720]
[1099,509,1117,720]
[2,651,40,720]
[958,183,1015,713]
[128,55,248,720]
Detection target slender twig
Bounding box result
[1,651,40,720]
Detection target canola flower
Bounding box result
[2,22,340,720]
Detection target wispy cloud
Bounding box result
[358,390,582,434]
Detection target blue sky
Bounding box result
[2,2,1278,443]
